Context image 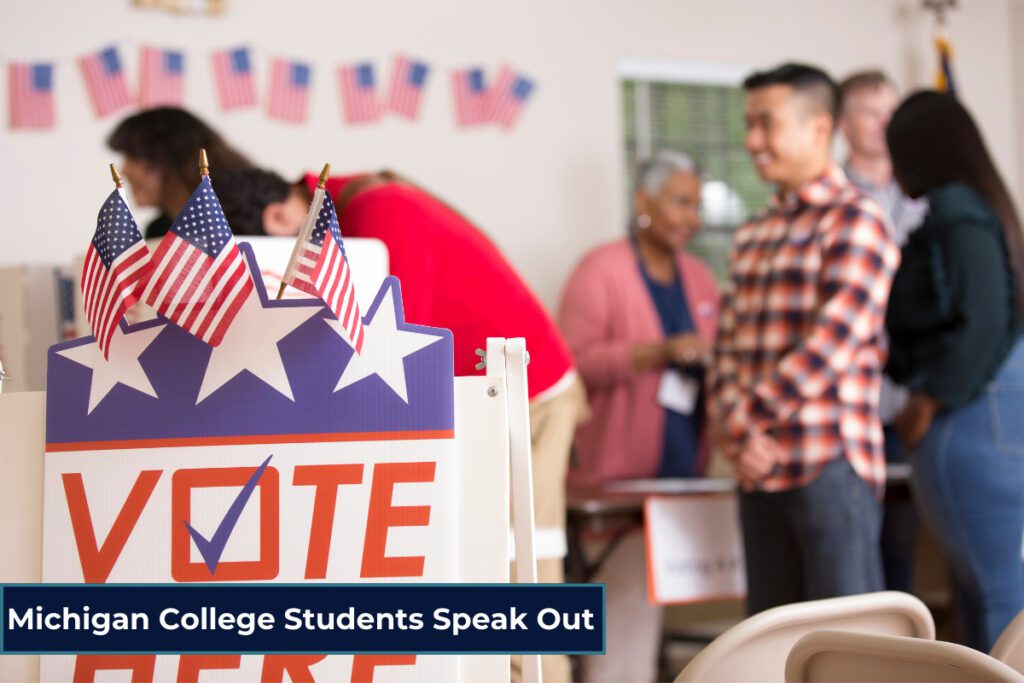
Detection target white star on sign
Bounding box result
[196,289,322,404]
[326,282,444,403]
[57,323,165,414]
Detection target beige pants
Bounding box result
[578,531,663,682]
[511,375,589,683]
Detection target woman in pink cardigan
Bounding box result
[559,150,720,682]
[560,150,720,487]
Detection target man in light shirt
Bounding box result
[839,70,926,594]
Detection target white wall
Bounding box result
[0,0,1020,309]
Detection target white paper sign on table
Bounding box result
[644,494,746,604]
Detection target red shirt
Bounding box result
[304,173,574,398]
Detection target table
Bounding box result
[565,465,912,584]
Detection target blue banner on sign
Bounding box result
[0,584,604,654]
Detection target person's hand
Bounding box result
[665,333,710,366]
[894,393,939,449]
[734,429,784,491]
[712,423,742,462]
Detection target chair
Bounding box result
[785,630,1024,682]
[992,607,1024,674]
[674,592,935,682]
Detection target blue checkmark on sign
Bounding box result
[184,455,273,574]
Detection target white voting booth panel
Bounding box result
[2,244,540,683]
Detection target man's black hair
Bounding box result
[743,62,841,122]
[214,167,292,236]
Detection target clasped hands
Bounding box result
[716,425,785,492]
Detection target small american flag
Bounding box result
[78,47,133,118]
[283,190,364,353]
[82,189,152,358]
[338,62,381,124]
[488,66,535,129]
[139,47,185,107]
[386,56,429,120]
[212,47,256,110]
[268,58,311,123]
[8,63,55,129]
[451,67,489,126]
[142,177,253,347]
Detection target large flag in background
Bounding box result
[488,65,535,129]
[8,62,55,129]
[268,58,311,123]
[387,56,430,120]
[212,47,257,110]
[139,47,185,107]
[935,31,957,96]
[451,67,489,126]
[142,177,253,347]
[81,189,152,358]
[338,62,382,124]
[78,47,133,118]
[281,189,364,353]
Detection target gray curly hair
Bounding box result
[634,149,701,196]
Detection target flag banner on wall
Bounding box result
[139,47,185,107]
[268,57,311,123]
[212,47,257,110]
[338,62,382,124]
[488,65,535,130]
[451,67,489,127]
[8,62,55,129]
[81,189,152,360]
[387,55,430,120]
[78,47,133,118]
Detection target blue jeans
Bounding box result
[739,458,884,615]
[911,339,1024,651]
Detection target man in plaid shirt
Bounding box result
[709,63,900,614]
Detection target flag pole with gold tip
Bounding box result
[110,163,124,188]
[277,162,331,300]
[199,148,210,177]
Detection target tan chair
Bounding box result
[785,630,1024,682]
[674,592,935,682]
[993,608,1024,674]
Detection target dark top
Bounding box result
[636,252,702,477]
[886,182,1021,409]
[143,213,172,239]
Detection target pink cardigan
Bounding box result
[558,239,720,486]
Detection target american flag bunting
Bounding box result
[338,62,381,124]
[386,56,429,120]
[8,62,55,129]
[139,47,185,107]
[212,47,257,110]
[78,47,133,118]
[268,58,311,123]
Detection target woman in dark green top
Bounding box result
[886,91,1024,651]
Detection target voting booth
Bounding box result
[1,241,541,682]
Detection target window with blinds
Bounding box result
[622,79,772,282]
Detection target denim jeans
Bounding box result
[739,457,885,615]
[911,338,1024,651]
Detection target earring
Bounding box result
[636,214,651,229]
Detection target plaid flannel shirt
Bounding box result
[709,165,900,494]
